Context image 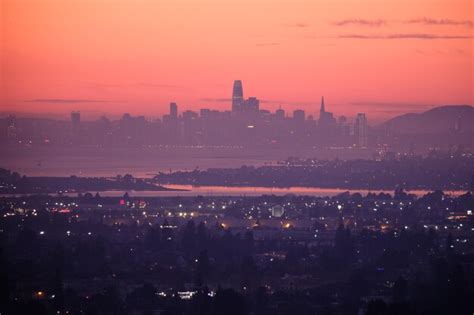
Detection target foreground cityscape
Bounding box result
[0,187,473,314]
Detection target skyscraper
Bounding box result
[319,96,336,130]
[6,115,17,140]
[293,109,305,122]
[244,97,260,112]
[232,80,244,112]
[276,107,285,119]
[320,96,325,115]
[170,102,178,118]
[71,111,81,131]
[355,113,368,148]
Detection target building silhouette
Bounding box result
[244,97,260,113]
[6,115,17,140]
[232,80,261,115]
[293,110,305,122]
[318,96,336,130]
[232,80,244,112]
[276,107,285,119]
[355,113,368,148]
[170,102,178,119]
[320,96,326,115]
[71,111,81,131]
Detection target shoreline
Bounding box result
[0,185,468,198]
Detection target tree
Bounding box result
[197,221,208,250]
[196,250,210,285]
[182,220,196,253]
[212,289,245,315]
[393,276,407,303]
[366,299,387,315]
[445,232,454,257]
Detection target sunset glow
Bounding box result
[1,0,473,121]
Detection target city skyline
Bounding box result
[6,79,353,119]
[1,0,473,121]
[0,78,468,125]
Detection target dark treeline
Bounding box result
[155,155,474,191]
[1,223,472,314]
[0,169,173,194]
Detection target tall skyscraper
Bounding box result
[320,96,325,115]
[319,96,336,131]
[170,102,178,118]
[71,111,81,131]
[355,113,368,148]
[232,80,244,112]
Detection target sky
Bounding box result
[1,0,473,122]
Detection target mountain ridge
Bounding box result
[381,105,473,134]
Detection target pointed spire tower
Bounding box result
[319,96,326,123]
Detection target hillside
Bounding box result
[382,105,473,134]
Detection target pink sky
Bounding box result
[1,0,473,122]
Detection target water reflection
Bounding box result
[58,185,468,197]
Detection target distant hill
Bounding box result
[381,105,474,134]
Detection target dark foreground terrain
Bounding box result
[0,190,473,314]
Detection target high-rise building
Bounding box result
[232,80,244,112]
[276,107,285,119]
[355,113,368,148]
[320,96,325,116]
[71,111,81,131]
[338,116,350,137]
[244,97,259,112]
[319,96,336,130]
[338,116,347,125]
[170,102,178,118]
[200,108,211,118]
[182,110,198,120]
[293,109,305,122]
[6,115,17,140]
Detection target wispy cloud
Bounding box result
[405,18,474,28]
[338,33,474,40]
[332,19,387,27]
[332,17,474,28]
[26,99,108,103]
[285,23,310,28]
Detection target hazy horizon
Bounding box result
[1,98,471,125]
[2,0,473,121]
